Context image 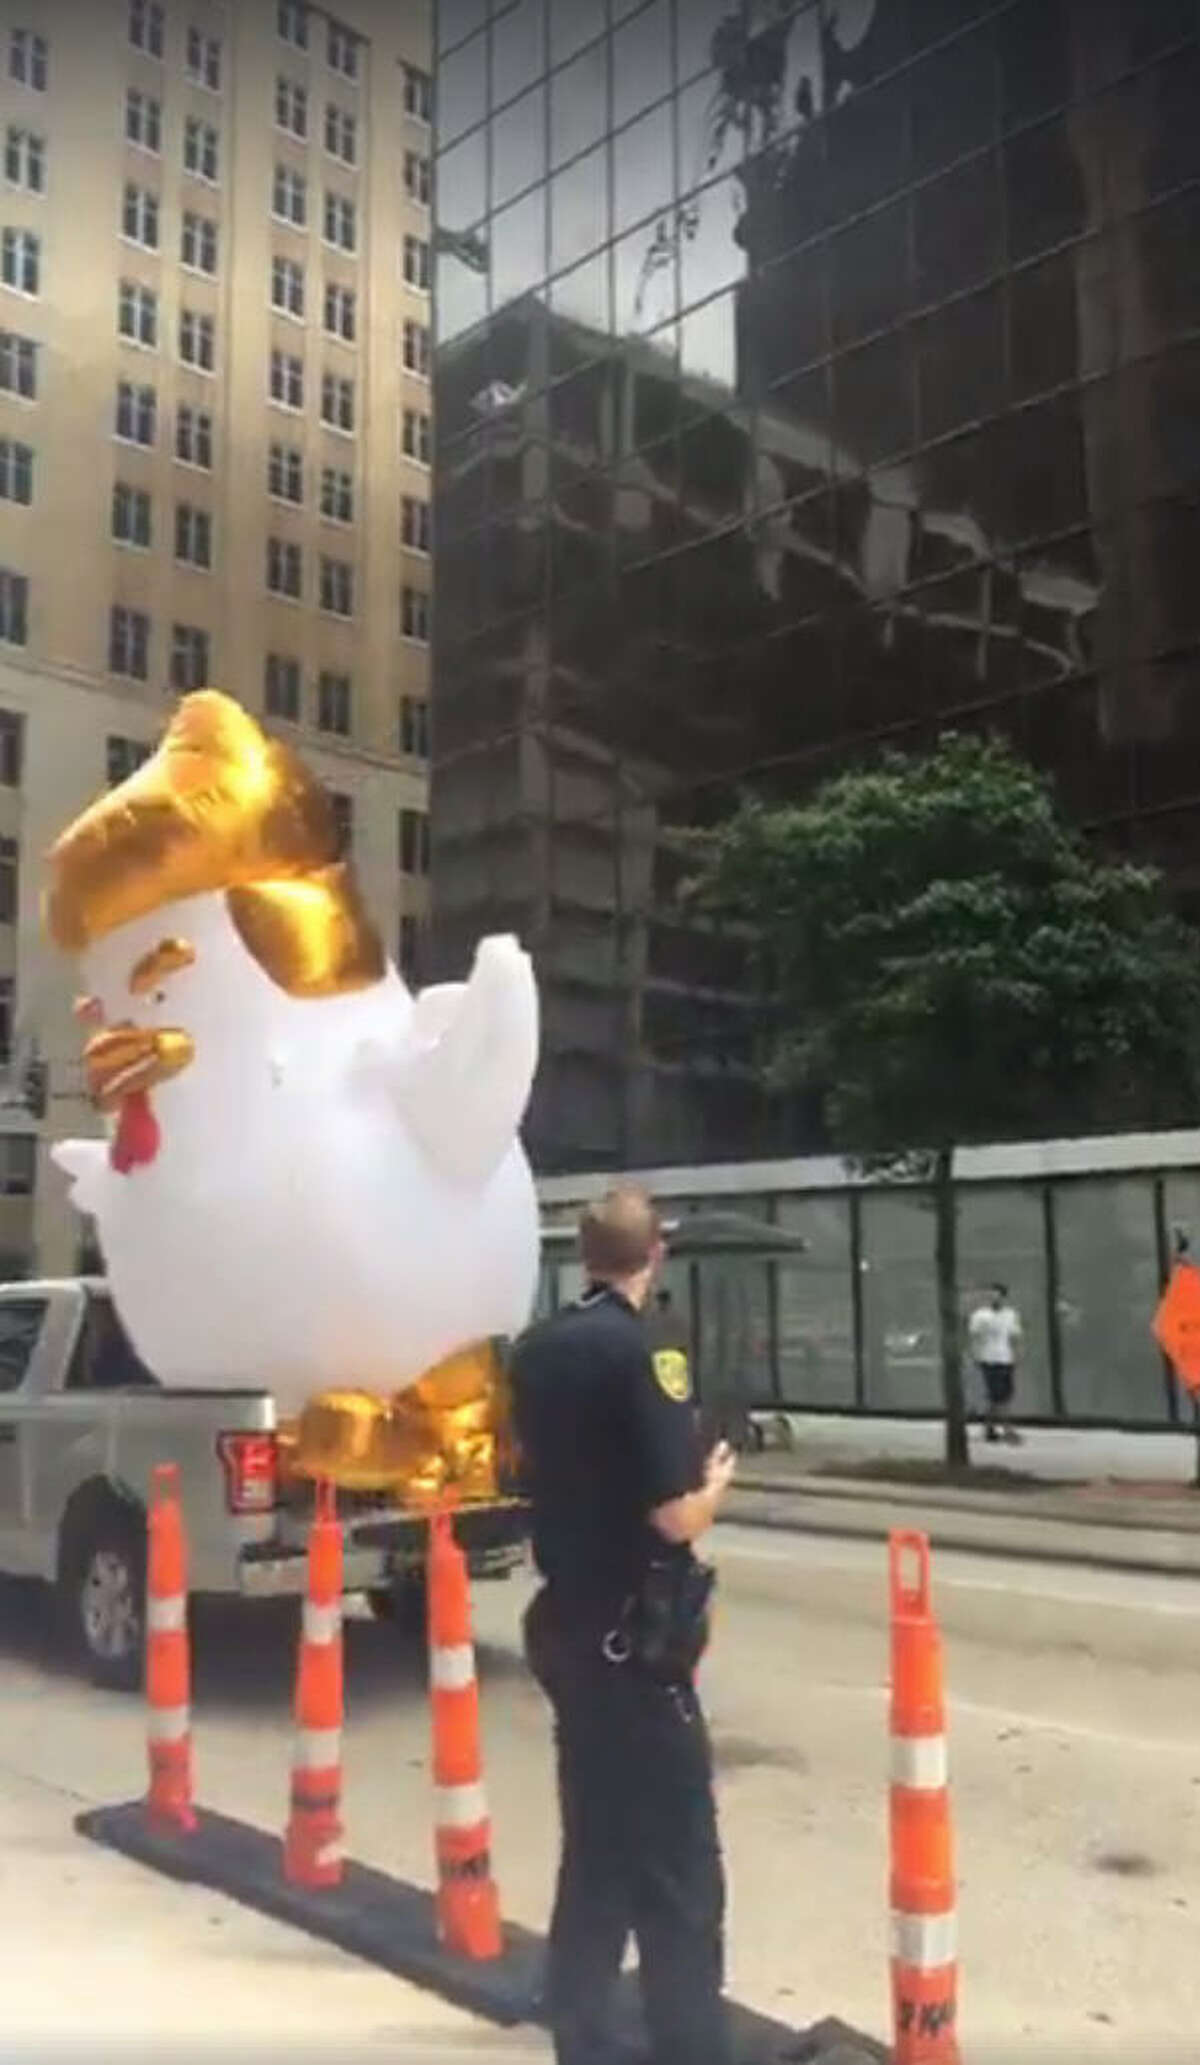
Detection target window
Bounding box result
[116,380,156,446]
[130,1,164,57]
[324,104,357,166]
[112,481,152,548]
[0,570,28,647]
[122,183,159,249]
[267,536,302,599]
[179,309,215,372]
[186,27,222,92]
[320,371,354,432]
[401,585,430,643]
[400,694,429,758]
[0,330,35,399]
[278,0,308,49]
[276,75,308,139]
[271,255,305,319]
[9,29,47,92]
[272,163,307,226]
[323,191,356,252]
[181,211,218,274]
[106,734,151,787]
[398,913,423,979]
[125,89,161,153]
[0,710,23,786]
[327,789,353,853]
[323,281,356,342]
[264,651,301,720]
[403,150,431,205]
[403,235,430,290]
[270,349,303,409]
[317,669,351,734]
[398,808,430,877]
[319,556,353,616]
[118,279,157,347]
[1,228,39,296]
[0,437,32,505]
[175,502,212,569]
[402,319,430,377]
[4,126,44,193]
[401,494,430,553]
[175,403,212,468]
[170,622,209,690]
[320,465,353,523]
[403,65,431,123]
[183,117,219,183]
[0,1141,34,1201]
[109,605,150,680]
[268,441,303,503]
[327,20,359,81]
[402,408,431,465]
[0,1290,41,1380]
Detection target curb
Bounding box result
[721,1488,1200,1579]
[76,1801,877,2064]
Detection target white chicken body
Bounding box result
[53,892,541,1409]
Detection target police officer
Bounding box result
[511,1186,737,2065]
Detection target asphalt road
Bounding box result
[3,1523,1200,2061]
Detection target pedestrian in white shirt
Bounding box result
[967,1283,1023,1446]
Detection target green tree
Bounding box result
[688,734,1200,1466]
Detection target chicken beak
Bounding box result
[83,1024,195,1112]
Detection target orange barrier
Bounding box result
[889,1530,959,2065]
[145,1462,196,1835]
[283,1480,345,1889]
[427,1502,502,1959]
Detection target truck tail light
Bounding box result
[217,1430,278,1515]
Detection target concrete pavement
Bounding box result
[4,1529,1200,2058]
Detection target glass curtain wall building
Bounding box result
[431,0,1200,1174]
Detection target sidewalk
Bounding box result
[727,1415,1200,1575]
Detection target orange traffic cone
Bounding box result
[889,1530,959,2065]
[427,1501,502,1959]
[145,1462,196,1835]
[283,1480,344,1888]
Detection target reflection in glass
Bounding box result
[675,0,730,87]
[615,219,676,337]
[1056,1179,1169,1422]
[776,1196,857,1408]
[680,174,747,314]
[550,38,608,169]
[438,32,487,147]
[438,0,486,55]
[550,250,611,340]
[614,101,674,236]
[436,244,487,344]
[958,1185,1054,1418]
[438,127,487,231]
[493,0,545,108]
[490,188,547,314]
[492,87,547,209]
[860,1191,940,1413]
[551,143,609,275]
[676,71,742,198]
[679,290,738,396]
[550,0,603,67]
[613,0,671,127]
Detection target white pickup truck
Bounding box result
[0,1278,529,1690]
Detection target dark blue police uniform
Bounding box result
[511,1285,732,2065]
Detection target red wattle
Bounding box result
[111,1091,160,1175]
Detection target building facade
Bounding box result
[431,0,1200,1173]
[0,0,434,1272]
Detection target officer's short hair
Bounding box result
[579,1186,661,1280]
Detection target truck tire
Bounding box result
[58,1495,146,1694]
[366,1576,427,1636]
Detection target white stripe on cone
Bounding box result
[892,1909,958,1968]
[302,1600,341,1646]
[293,1726,342,1770]
[147,1593,186,1634]
[890,1733,948,1790]
[435,1779,489,1830]
[431,1643,476,1692]
[147,1702,190,1743]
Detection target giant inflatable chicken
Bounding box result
[44,691,540,1500]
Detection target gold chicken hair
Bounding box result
[42,691,541,1504]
